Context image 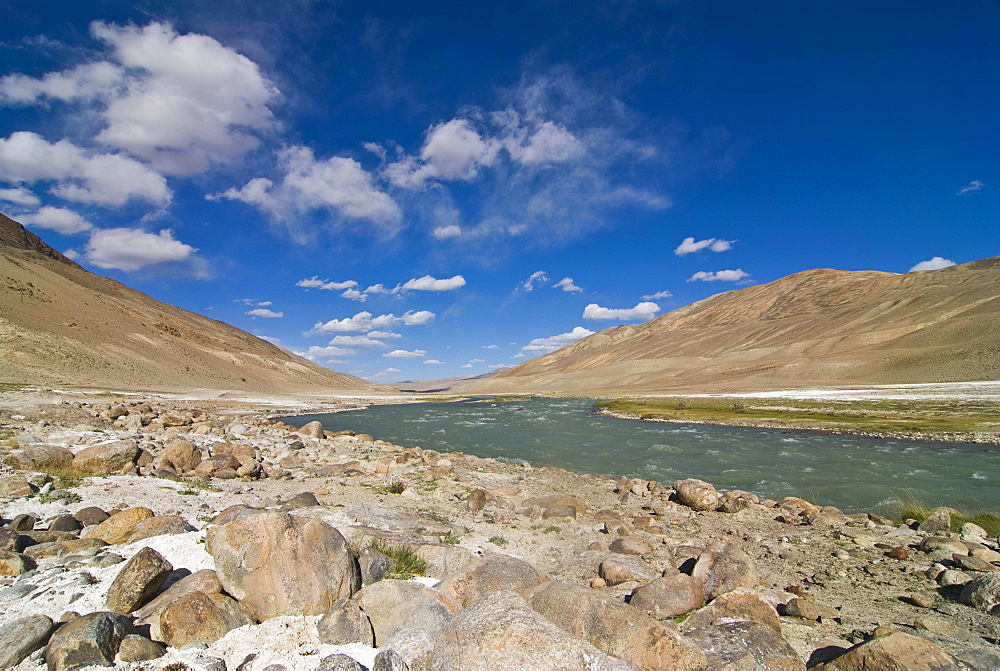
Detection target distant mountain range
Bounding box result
[0,213,376,394]
[460,258,1000,395]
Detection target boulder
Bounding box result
[355,579,461,644]
[0,527,25,552]
[317,598,375,646]
[816,630,964,670]
[105,546,173,613]
[959,573,1000,613]
[134,569,224,641]
[918,508,952,535]
[0,550,35,576]
[413,544,478,580]
[0,614,54,668]
[116,634,166,662]
[681,588,781,633]
[72,439,139,475]
[209,510,360,620]
[430,590,633,670]
[599,558,660,586]
[160,438,202,473]
[10,513,36,531]
[359,546,393,584]
[319,654,367,670]
[74,506,110,527]
[279,491,321,511]
[23,538,106,561]
[297,420,326,439]
[125,514,195,543]
[0,474,34,499]
[381,629,435,670]
[44,611,133,671]
[49,514,84,533]
[521,494,587,516]
[84,507,154,544]
[11,444,74,469]
[685,620,803,670]
[629,573,705,620]
[194,454,241,475]
[159,591,257,647]
[437,553,549,607]
[675,479,720,512]
[467,488,492,513]
[211,504,260,526]
[528,580,709,670]
[691,542,759,601]
[780,597,839,622]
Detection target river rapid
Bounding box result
[285,397,999,515]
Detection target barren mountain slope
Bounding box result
[0,213,377,393]
[463,259,1000,394]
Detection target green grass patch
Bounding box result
[543,526,561,534]
[370,539,427,579]
[488,535,508,547]
[440,530,460,545]
[893,493,1000,535]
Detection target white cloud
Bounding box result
[0,186,40,206]
[367,331,402,339]
[909,256,956,272]
[0,61,123,104]
[642,290,673,300]
[554,277,583,293]
[674,236,735,256]
[83,227,196,271]
[401,275,466,292]
[583,302,660,321]
[329,335,388,348]
[296,277,358,291]
[460,363,473,368]
[519,270,549,292]
[312,310,435,333]
[299,345,353,359]
[521,326,595,354]
[0,132,170,207]
[432,224,462,239]
[382,367,401,373]
[210,146,401,230]
[246,308,283,318]
[383,349,427,359]
[18,206,93,234]
[957,180,984,195]
[385,118,501,188]
[423,359,445,365]
[482,344,500,350]
[687,269,749,283]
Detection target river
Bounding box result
[284,398,999,515]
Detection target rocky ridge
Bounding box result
[1,392,999,670]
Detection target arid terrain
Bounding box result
[462,259,1000,396]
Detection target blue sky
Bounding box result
[1,1,997,383]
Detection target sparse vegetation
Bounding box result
[371,539,427,579]
[488,535,508,547]
[894,492,1000,535]
[440,530,460,545]
[543,526,561,534]
[38,491,81,504]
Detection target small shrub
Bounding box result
[371,539,427,579]
[440,530,460,545]
[38,491,81,504]
[676,400,690,410]
[731,403,748,413]
[488,535,508,547]
[543,526,561,534]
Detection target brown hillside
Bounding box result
[0,213,377,394]
[462,259,1000,395]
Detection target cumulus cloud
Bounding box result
[519,270,549,292]
[423,359,445,365]
[0,132,170,207]
[0,61,123,104]
[296,277,359,291]
[383,349,427,359]
[432,224,462,239]
[642,290,673,300]
[401,275,466,292]
[210,146,401,231]
[299,345,352,359]
[909,256,956,272]
[583,302,660,321]
[328,335,389,348]
[460,363,474,369]
[554,277,583,293]
[246,308,283,318]
[82,227,196,271]
[385,119,501,188]
[312,310,435,334]
[18,206,93,234]
[687,269,749,282]
[674,236,734,256]
[522,326,595,353]
[482,344,500,350]
[957,180,984,195]
[497,114,586,166]
[0,186,40,206]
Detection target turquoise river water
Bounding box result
[285,398,999,515]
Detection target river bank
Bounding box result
[1,388,999,668]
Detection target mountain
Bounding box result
[462,259,1000,395]
[0,213,377,394]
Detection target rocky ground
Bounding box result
[1,389,999,670]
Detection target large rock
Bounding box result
[159,591,257,647]
[529,581,709,670]
[297,420,326,439]
[629,573,705,620]
[609,537,656,556]
[381,629,435,670]
[116,634,166,662]
[10,444,74,469]
[72,439,139,475]
[160,438,202,473]
[0,549,36,575]
[436,553,549,607]
[84,507,154,544]
[23,538,107,561]
[691,542,759,601]
[0,474,34,499]
[520,494,588,516]
[684,620,803,670]
[816,630,964,670]
[354,580,460,644]
[44,611,132,671]
[209,511,360,620]
[134,569,223,641]
[959,573,1000,613]
[106,546,173,613]
[430,590,633,670]
[599,558,660,586]
[0,527,25,552]
[675,479,720,512]
[918,508,952,535]
[0,614,54,668]
[318,598,375,646]
[125,515,195,543]
[681,588,781,633]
